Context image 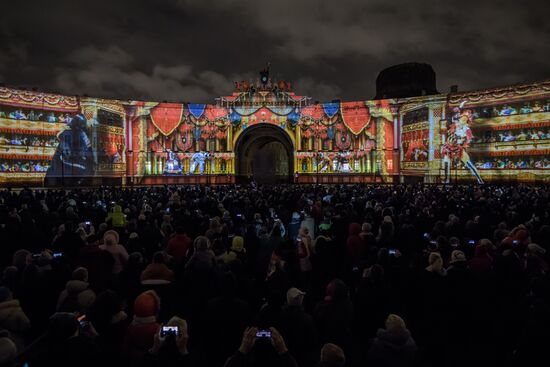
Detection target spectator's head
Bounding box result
[193,236,211,252]
[319,343,346,367]
[72,267,89,282]
[324,279,349,302]
[0,330,17,365]
[512,226,530,246]
[385,314,408,333]
[363,264,384,283]
[12,249,31,269]
[449,250,467,265]
[427,252,443,272]
[348,223,361,236]
[286,287,305,306]
[361,222,372,233]
[231,236,244,253]
[48,312,79,339]
[133,290,160,319]
[103,230,119,246]
[0,287,13,303]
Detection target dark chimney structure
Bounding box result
[375,62,439,99]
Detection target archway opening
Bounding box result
[234,124,294,184]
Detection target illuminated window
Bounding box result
[387,159,393,171]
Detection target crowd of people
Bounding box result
[0,134,58,148]
[472,128,549,144]
[0,161,50,173]
[475,157,550,170]
[0,109,75,124]
[0,183,549,367]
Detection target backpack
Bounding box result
[58,289,81,313]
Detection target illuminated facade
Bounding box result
[0,74,549,186]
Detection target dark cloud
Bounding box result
[0,0,548,102]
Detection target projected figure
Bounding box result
[442,103,484,184]
[45,114,93,183]
[163,150,182,175]
[189,151,209,174]
[317,152,330,172]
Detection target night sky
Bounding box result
[1,0,548,103]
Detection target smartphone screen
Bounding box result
[256,330,272,339]
[161,326,180,337]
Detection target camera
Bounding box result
[255,330,271,339]
[160,326,180,337]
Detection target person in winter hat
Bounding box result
[367,314,417,367]
[222,236,246,264]
[100,230,129,274]
[0,329,17,366]
[319,343,345,367]
[0,287,30,352]
[426,252,445,275]
[123,290,161,367]
[56,267,96,313]
[140,252,175,283]
[469,243,493,274]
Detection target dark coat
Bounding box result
[367,328,417,367]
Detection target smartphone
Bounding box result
[512,240,519,245]
[256,330,272,339]
[160,326,180,337]
[84,221,91,226]
[236,214,243,218]
[388,249,397,256]
[52,252,63,258]
[32,253,41,260]
[166,207,170,213]
[468,240,475,245]
[77,314,89,329]
[423,232,430,239]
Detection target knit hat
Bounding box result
[231,236,244,252]
[512,227,530,244]
[49,312,79,339]
[385,314,407,332]
[72,267,89,282]
[450,250,466,264]
[133,290,160,318]
[428,252,442,266]
[0,336,17,365]
[320,343,345,367]
[103,229,119,245]
[193,236,211,251]
[286,287,306,305]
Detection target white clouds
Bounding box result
[55,45,237,102]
